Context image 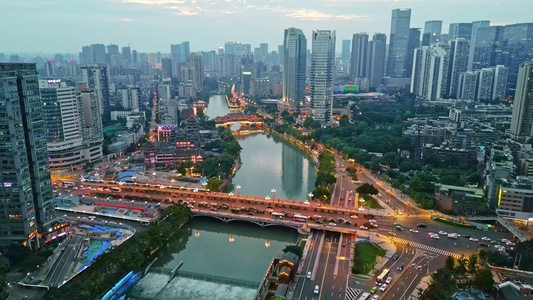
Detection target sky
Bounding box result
[1,0,531,56]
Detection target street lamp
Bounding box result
[228,192,233,202]
[265,196,270,206]
[308,193,314,203]
[202,182,207,191]
[271,188,276,202]
[236,185,241,200]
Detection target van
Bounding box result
[359,292,371,300]
[314,285,319,295]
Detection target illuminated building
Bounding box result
[0,63,56,247]
[282,27,307,112]
[310,30,336,124]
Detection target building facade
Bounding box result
[387,8,411,78]
[282,28,307,111]
[310,30,336,124]
[510,59,533,140]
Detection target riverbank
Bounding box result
[265,128,318,164]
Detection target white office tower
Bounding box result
[411,45,449,100]
[79,89,104,164]
[510,59,533,140]
[121,86,140,110]
[310,30,336,125]
[283,27,307,111]
[80,63,111,117]
[448,38,470,98]
[158,79,172,100]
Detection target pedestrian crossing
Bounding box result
[345,287,362,300]
[391,237,464,259]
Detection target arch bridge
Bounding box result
[192,212,302,230]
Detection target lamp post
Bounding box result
[265,196,270,206]
[236,185,241,201]
[229,192,233,202]
[202,182,207,191]
[308,193,313,206]
[271,189,276,203]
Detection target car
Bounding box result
[396,226,403,231]
[469,237,479,242]
[307,272,312,279]
[315,220,323,224]
[360,292,371,300]
[388,232,396,236]
[360,226,369,230]
[397,265,404,271]
[329,223,337,227]
[417,223,427,228]
[370,287,378,294]
[314,215,322,219]
[447,234,458,239]
[369,219,377,223]
[481,237,491,241]
[342,242,346,247]
[380,284,388,292]
[314,285,319,295]
[410,229,419,234]
[431,234,440,239]
[397,211,403,215]
[439,231,448,235]
[248,211,254,215]
[491,241,501,245]
[428,232,436,236]
[501,239,510,244]
[452,233,461,237]
[479,242,490,247]
[325,237,331,242]
[392,255,399,261]
[506,242,516,246]
[372,296,379,300]
[394,222,402,226]
[211,207,217,211]
[385,277,392,284]
[350,215,358,219]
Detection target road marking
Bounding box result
[391,237,463,259]
[318,238,333,299]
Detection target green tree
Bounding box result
[468,253,478,274]
[383,152,399,168]
[410,172,422,192]
[444,256,455,273]
[477,248,488,264]
[206,177,223,191]
[339,115,350,127]
[283,245,303,258]
[473,269,494,292]
[356,183,379,195]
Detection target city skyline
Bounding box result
[1,0,531,54]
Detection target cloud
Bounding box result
[118,17,134,22]
[284,8,367,21]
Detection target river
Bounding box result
[126,95,312,299]
[206,94,316,201]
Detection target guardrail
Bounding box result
[497,217,529,242]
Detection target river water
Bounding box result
[126,94,313,299]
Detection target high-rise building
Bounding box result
[186,53,204,92]
[78,88,104,163]
[81,63,111,118]
[310,30,336,124]
[91,44,107,64]
[387,8,412,78]
[467,20,491,71]
[448,23,473,40]
[251,78,270,97]
[447,38,470,98]
[350,33,369,80]
[282,27,307,111]
[476,68,495,100]
[492,65,509,100]
[122,46,132,66]
[471,25,504,71]
[170,42,190,62]
[411,45,449,100]
[406,28,421,77]
[0,64,56,246]
[510,59,533,139]
[121,86,140,110]
[260,43,269,59]
[341,39,351,66]
[39,80,84,174]
[501,23,533,99]
[161,57,173,79]
[458,71,478,100]
[366,33,387,88]
[422,20,443,46]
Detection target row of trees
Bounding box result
[202,130,242,181]
[312,151,337,203]
[45,204,192,300]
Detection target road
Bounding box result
[43,234,84,287]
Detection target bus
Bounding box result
[376,268,390,285]
[293,215,308,223]
[231,208,241,214]
[271,212,285,220]
[63,181,75,188]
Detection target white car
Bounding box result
[481,237,491,241]
[431,234,440,239]
[380,284,388,292]
[410,229,419,234]
[385,277,392,284]
[397,211,403,215]
[506,241,516,246]
[350,215,358,219]
[469,237,479,242]
[369,219,377,223]
[360,226,369,230]
[439,231,447,235]
[314,285,319,295]
[452,233,460,237]
[372,295,379,300]
[501,239,510,244]
[307,272,311,279]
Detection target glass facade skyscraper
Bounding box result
[310,30,336,124]
[0,63,55,247]
[387,8,411,78]
[283,27,307,111]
